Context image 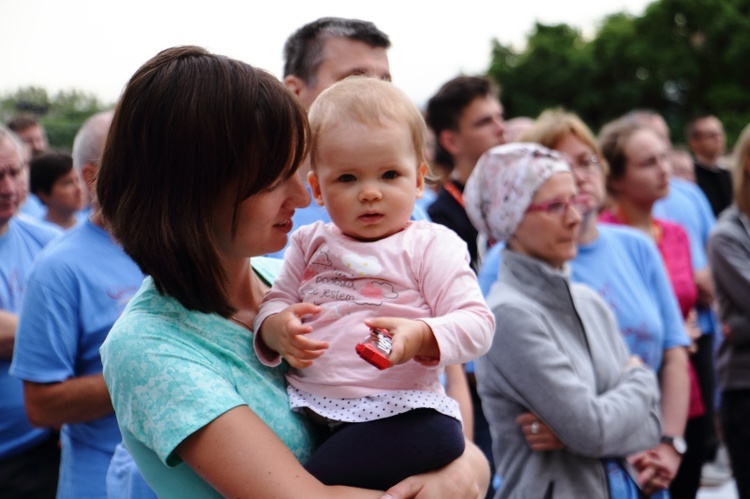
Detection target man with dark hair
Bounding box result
[29,152,83,230]
[424,76,505,499]
[7,115,48,159]
[687,115,732,217]
[283,17,391,112]
[426,76,506,272]
[10,111,144,499]
[267,16,426,259]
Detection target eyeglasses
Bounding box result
[571,155,601,175]
[695,130,724,140]
[526,195,589,216]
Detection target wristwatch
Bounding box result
[661,435,687,455]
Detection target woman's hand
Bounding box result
[684,309,702,354]
[721,322,732,341]
[381,441,489,499]
[628,444,681,494]
[515,412,566,451]
[258,303,326,368]
[624,355,643,370]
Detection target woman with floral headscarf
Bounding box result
[464,143,662,498]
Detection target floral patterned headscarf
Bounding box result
[464,143,571,243]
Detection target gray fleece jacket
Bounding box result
[708,205,750,392]
[477,250,662,499]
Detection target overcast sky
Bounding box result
[2,0,653,108]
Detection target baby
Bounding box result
[254,77,494,490]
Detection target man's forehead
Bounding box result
[320,37,390,77]
[697,118,722,130]
[461,96,502,121]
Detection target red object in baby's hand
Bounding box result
[355,327,392,370]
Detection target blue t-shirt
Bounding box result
[654,178,719,335]
[0,216,60,458]
[479,225,689,371]
[107,443,158,499]
[100,269,317,498]
[19,193,47,220]
[10,219,144,498]
[654,178,715,271]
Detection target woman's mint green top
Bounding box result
[100,258,316,498]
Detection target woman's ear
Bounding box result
[308,170,325,206]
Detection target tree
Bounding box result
[486,0,750,145]
[1,87,111,151]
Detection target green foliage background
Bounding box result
[487,0,750,147]
[3,0,748,149]
[0,87,112,152]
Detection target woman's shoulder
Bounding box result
[101,278,216,360]
[656,218,688,236]
[485,278,545,320]
[711,206,745,236]
[570,281,614,314]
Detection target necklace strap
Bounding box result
[230,315,253,331]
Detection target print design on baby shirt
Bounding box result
[300,247,399,311]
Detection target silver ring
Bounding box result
[530,421,540,435]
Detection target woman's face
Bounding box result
[510,172,581,269]
[610,128,670,206]
[554,132,604,214]
[215,172,310,260]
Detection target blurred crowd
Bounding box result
[1,15,747,499]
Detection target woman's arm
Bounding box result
[178,406,489,499]
[444,364,474,440]
[709,229,750,345]
[483,300,661,458]
[639,345,689,487]
[658,346,690,439]
[177,405,381,499]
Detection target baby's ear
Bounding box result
[308,171,325,206]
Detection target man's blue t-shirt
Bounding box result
[10,218,143,498]
[0,216,60,459]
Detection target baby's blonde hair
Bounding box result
[308,76,427,170]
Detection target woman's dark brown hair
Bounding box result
[97,46,309,317]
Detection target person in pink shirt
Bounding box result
[598,118,707,499]
[253,77,494,490]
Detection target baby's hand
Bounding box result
[259,303,326,369]
[364,317,439,366]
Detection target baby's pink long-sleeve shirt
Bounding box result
[254,220,494,399]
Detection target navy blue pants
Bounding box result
[305,408,465,490]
